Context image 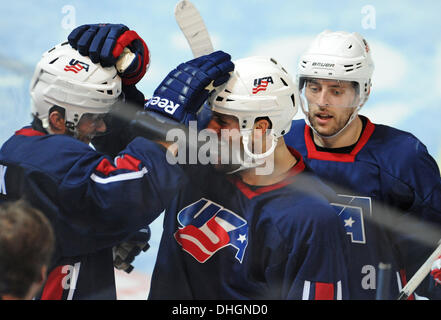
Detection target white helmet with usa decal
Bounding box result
[30,42,122,130]
[209,56,299,160]
[210,56,298,138]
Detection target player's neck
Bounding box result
[313,116,363,149]
[239,139,297,186]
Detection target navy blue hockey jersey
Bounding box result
[0,127,187,299]
[149,148,350,300]
[284,116,441,299]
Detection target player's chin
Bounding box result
[76,131,97,145]
[310,116,329,130]
[77,136,92,145]
[310,121,338,137]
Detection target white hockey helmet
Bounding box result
[298,30,374,107]
[209,56,299,160]
[30,42,122,130]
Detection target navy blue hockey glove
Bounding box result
[144,50,234,125]
[197,102,213,131]
[113,227,151,273]
[68,23,150,85]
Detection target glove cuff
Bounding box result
[114,30,150,85]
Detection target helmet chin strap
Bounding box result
[242,131,278,160]
[225,131,277,175]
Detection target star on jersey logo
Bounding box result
[237,234,247,244]
[344,217,355,228]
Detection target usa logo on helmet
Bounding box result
[64,59,90,74]
[252,76,273,94]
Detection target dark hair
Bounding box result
[0,200,55,298]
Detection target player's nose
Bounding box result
[95,119,107,133]
[206,119,221,134]
[316,90,331,107]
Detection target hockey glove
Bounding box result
[68,23,150,85]
[113,228,151,273]
[144,50,234,125]
[431,255,441,285]
[197,102,213,131]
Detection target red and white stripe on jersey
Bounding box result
[302,280,343,300]
[91,154,148,184]
[40,263,81,300]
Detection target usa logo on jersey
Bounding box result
[174,198,248,263]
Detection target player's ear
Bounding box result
[48,110,66,133]
[253,118,271,135]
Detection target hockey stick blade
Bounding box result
[397,240,441,300]
[175,0,214,57]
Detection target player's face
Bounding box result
[304,79,358,137]
[75,113,107,144]
[206,112,243,172]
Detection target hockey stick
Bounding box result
[397,240,441,300]
[174,0,214,57]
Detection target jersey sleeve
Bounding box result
[379,136,441,298]
[54,137,188,257]
[261,198,350,300]
[408,142,441,224]
[380,135,441,223]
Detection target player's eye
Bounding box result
[213,115,227,126]
[307,85,319,93]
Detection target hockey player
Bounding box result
[283,30,441,299]
[144,55,350,299]
[66,24,154,275]
[0,41,187,299]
